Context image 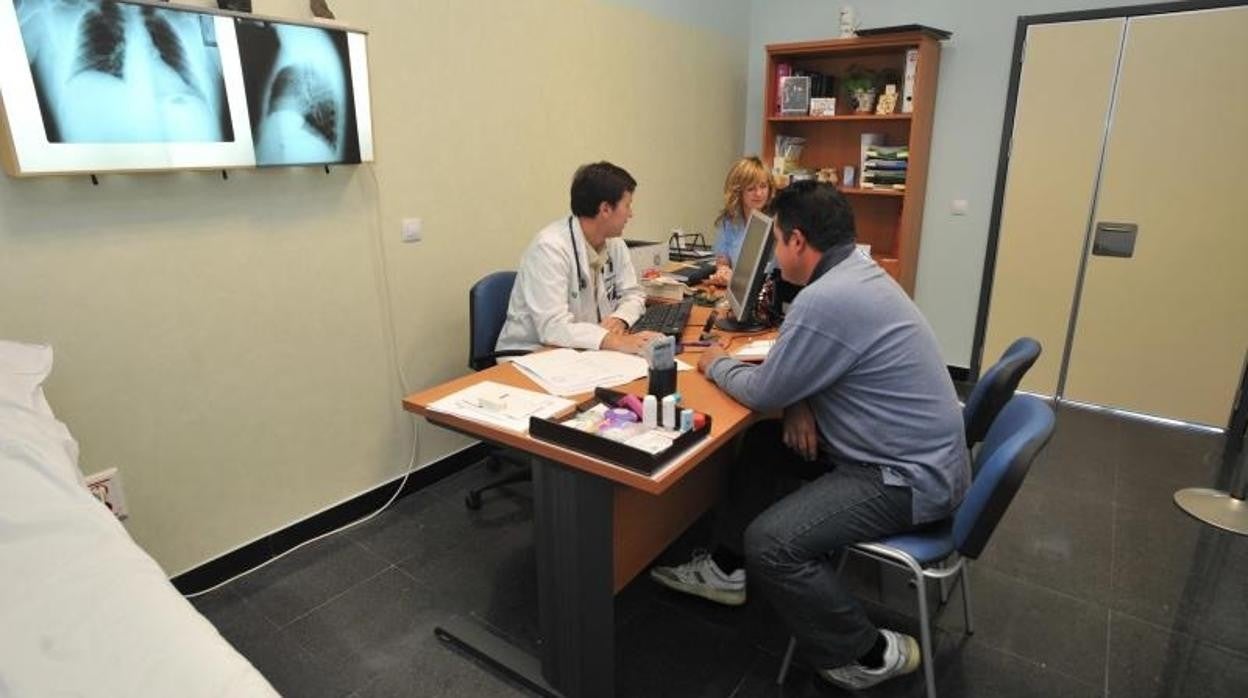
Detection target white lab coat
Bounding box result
[496,215,646,352]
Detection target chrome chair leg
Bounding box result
[777,636,797,685]
[937,559,951,604]
[914,570,938,698]
[960,562,974,636]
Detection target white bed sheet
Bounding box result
[0,341,277,697]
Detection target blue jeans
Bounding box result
[716,421,915,668]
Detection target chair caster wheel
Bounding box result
[465,492,483,510]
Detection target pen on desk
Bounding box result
[700,311,719,340]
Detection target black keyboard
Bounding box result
[631,298,694,337]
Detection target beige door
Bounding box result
[981,19,1125,396]
[1063,7,1248,427]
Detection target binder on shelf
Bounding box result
[902,48,918,113]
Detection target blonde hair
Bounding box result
[716,156,773,226]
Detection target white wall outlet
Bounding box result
[85,467,128,520]
[951,199,969,216]
[401,217,423,243]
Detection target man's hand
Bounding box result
[601,330,663,355]
[697,343,729,374]
[782,400,819,461]
[600,317,628,335]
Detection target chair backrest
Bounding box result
[468,271,517,371]
[953,395,1055,559]
[963,337,1042,448]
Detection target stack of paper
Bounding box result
[733,339,775,361]
[512,349,648,397]
[427,380,575,433]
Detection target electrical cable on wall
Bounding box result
[185,163,420,598]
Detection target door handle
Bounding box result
[1092,222,1138,258]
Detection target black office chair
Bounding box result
[963,337,1042,451]
[463,271,531,510]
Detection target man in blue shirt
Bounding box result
[651,181,969,691]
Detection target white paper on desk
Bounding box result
[427,380,575,433]
[733,339,776,360]
[512,349,650,397]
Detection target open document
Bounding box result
[511,349,647,397]
[733,339,775,362]
[427,381,575,433]
[511,349,693,397]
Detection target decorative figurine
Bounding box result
[875,85,898,115]
[839,6,857,38]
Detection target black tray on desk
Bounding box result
[528,387,712,476]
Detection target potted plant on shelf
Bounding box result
[843,66,877,113]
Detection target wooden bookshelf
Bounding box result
[764,30,946,295]
[768,114,913,123]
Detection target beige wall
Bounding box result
[0,0,747,574]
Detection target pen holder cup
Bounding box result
[648,366,677,400]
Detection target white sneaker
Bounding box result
[819,628,921,690]
[649,550,746,606]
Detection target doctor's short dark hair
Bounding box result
[570,162,637,217]
[771,180,856,251]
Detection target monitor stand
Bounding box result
[715,315,768,333]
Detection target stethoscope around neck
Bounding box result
[568,215,587,291]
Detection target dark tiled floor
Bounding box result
[192,405,1248,697]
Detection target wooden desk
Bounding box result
[402,306,768,698]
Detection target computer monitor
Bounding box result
[716,209,775,332]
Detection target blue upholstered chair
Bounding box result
[777,395,1056,698]
[463,271,531,510]
[468,271,525,372]
[963,337,1042,449]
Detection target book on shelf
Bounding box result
[865,145,909,160]
[862,174,907,187]
[864,159,908,170]
[793,69,836,99]
[860,133,884,182]
[774,62,791,114]
[779,75,811,115]
[861,182,907,191]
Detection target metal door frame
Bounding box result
[969,0,1248,433]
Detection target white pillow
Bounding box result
[0,340,54,416]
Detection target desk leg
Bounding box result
[533,457,615,698]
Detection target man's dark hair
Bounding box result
[570,162,637,217]
[770,180,856,251]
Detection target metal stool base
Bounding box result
[1175,488,1248,535]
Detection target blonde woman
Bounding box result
[713,156,774,267]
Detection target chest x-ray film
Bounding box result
[0,0,254,174]
[0,0,373,175]
[235,17,372,167]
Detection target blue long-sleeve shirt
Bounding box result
[706,250,969,524]
[712,217,747,265]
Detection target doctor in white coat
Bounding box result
[496,162,663,355]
